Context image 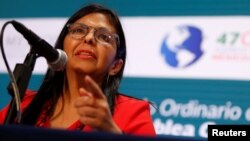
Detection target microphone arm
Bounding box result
[4,48,37,124]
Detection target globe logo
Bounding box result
[160,25,203,68]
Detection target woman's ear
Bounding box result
[109,59,124,76]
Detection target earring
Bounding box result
[106,74,110,85]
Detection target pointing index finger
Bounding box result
[84,75,106,99]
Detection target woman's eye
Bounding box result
[98,34,111,42]
[71,28,86,34]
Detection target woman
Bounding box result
[0,4,156,136]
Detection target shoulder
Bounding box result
[21,89,37,107]
[115,94,149,106]
[113,94,156,136]
[24,89,37,97]
[0,89,37,124]
[22,89,36,101]
[114,94,151,112]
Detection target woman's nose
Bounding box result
[83,29,96,45]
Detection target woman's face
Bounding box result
[64,13,121,81]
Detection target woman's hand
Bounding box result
[74,75,122,134]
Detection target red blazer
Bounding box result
[0,90,156,137]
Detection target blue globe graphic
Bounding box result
[161,25,203,68]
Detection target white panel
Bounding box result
[121,16,250,80]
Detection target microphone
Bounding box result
[11,20,67,71]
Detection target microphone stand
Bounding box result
[4,48,37,124]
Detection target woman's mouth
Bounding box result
[75,50,97,60]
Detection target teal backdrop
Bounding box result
[1,0,250,18]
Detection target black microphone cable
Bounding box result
[0,21,22,123]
